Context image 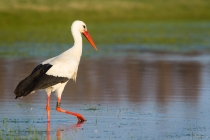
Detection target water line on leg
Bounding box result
[46,95,51,122]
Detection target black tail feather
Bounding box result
[14,64,69,99]
[14,74,40,98]
[14,64,52,98]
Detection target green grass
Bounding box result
[1,0,210,21]
[0,0,210,57]
[1,0,210,26]
[0,21,210,58]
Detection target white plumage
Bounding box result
[14,20,97,122]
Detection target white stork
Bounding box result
[14,20,97,122]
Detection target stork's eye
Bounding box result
[83,25,86,29]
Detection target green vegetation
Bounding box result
[1,0,210,21]
[0,0,210,57]
[84,104,100,110]
[0,117,45,140]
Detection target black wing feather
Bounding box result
[14,64,69,99]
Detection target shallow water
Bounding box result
[0,53,210,139]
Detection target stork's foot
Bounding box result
[56,107,86,122]
[76,114,86,122]
[65,111,86,122]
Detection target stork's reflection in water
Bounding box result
[46,121,85,140]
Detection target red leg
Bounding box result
[46,95,51,122]
[46,122,50,140]
[56,98,86,122]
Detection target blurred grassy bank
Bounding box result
[1,0,210,26]
[0,0,210,57]
[1,0,210,20]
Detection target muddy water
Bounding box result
[0,53,210,139]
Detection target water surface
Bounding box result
[0,53,210,139]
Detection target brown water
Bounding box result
[0,53,210,139]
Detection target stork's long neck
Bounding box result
[66,28,83,62]
[72,28,82,48]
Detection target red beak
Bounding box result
[82,31,97,50]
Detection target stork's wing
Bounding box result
[14,63,69,99]
[43,57,78,80]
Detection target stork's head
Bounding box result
[71,20,97,50]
